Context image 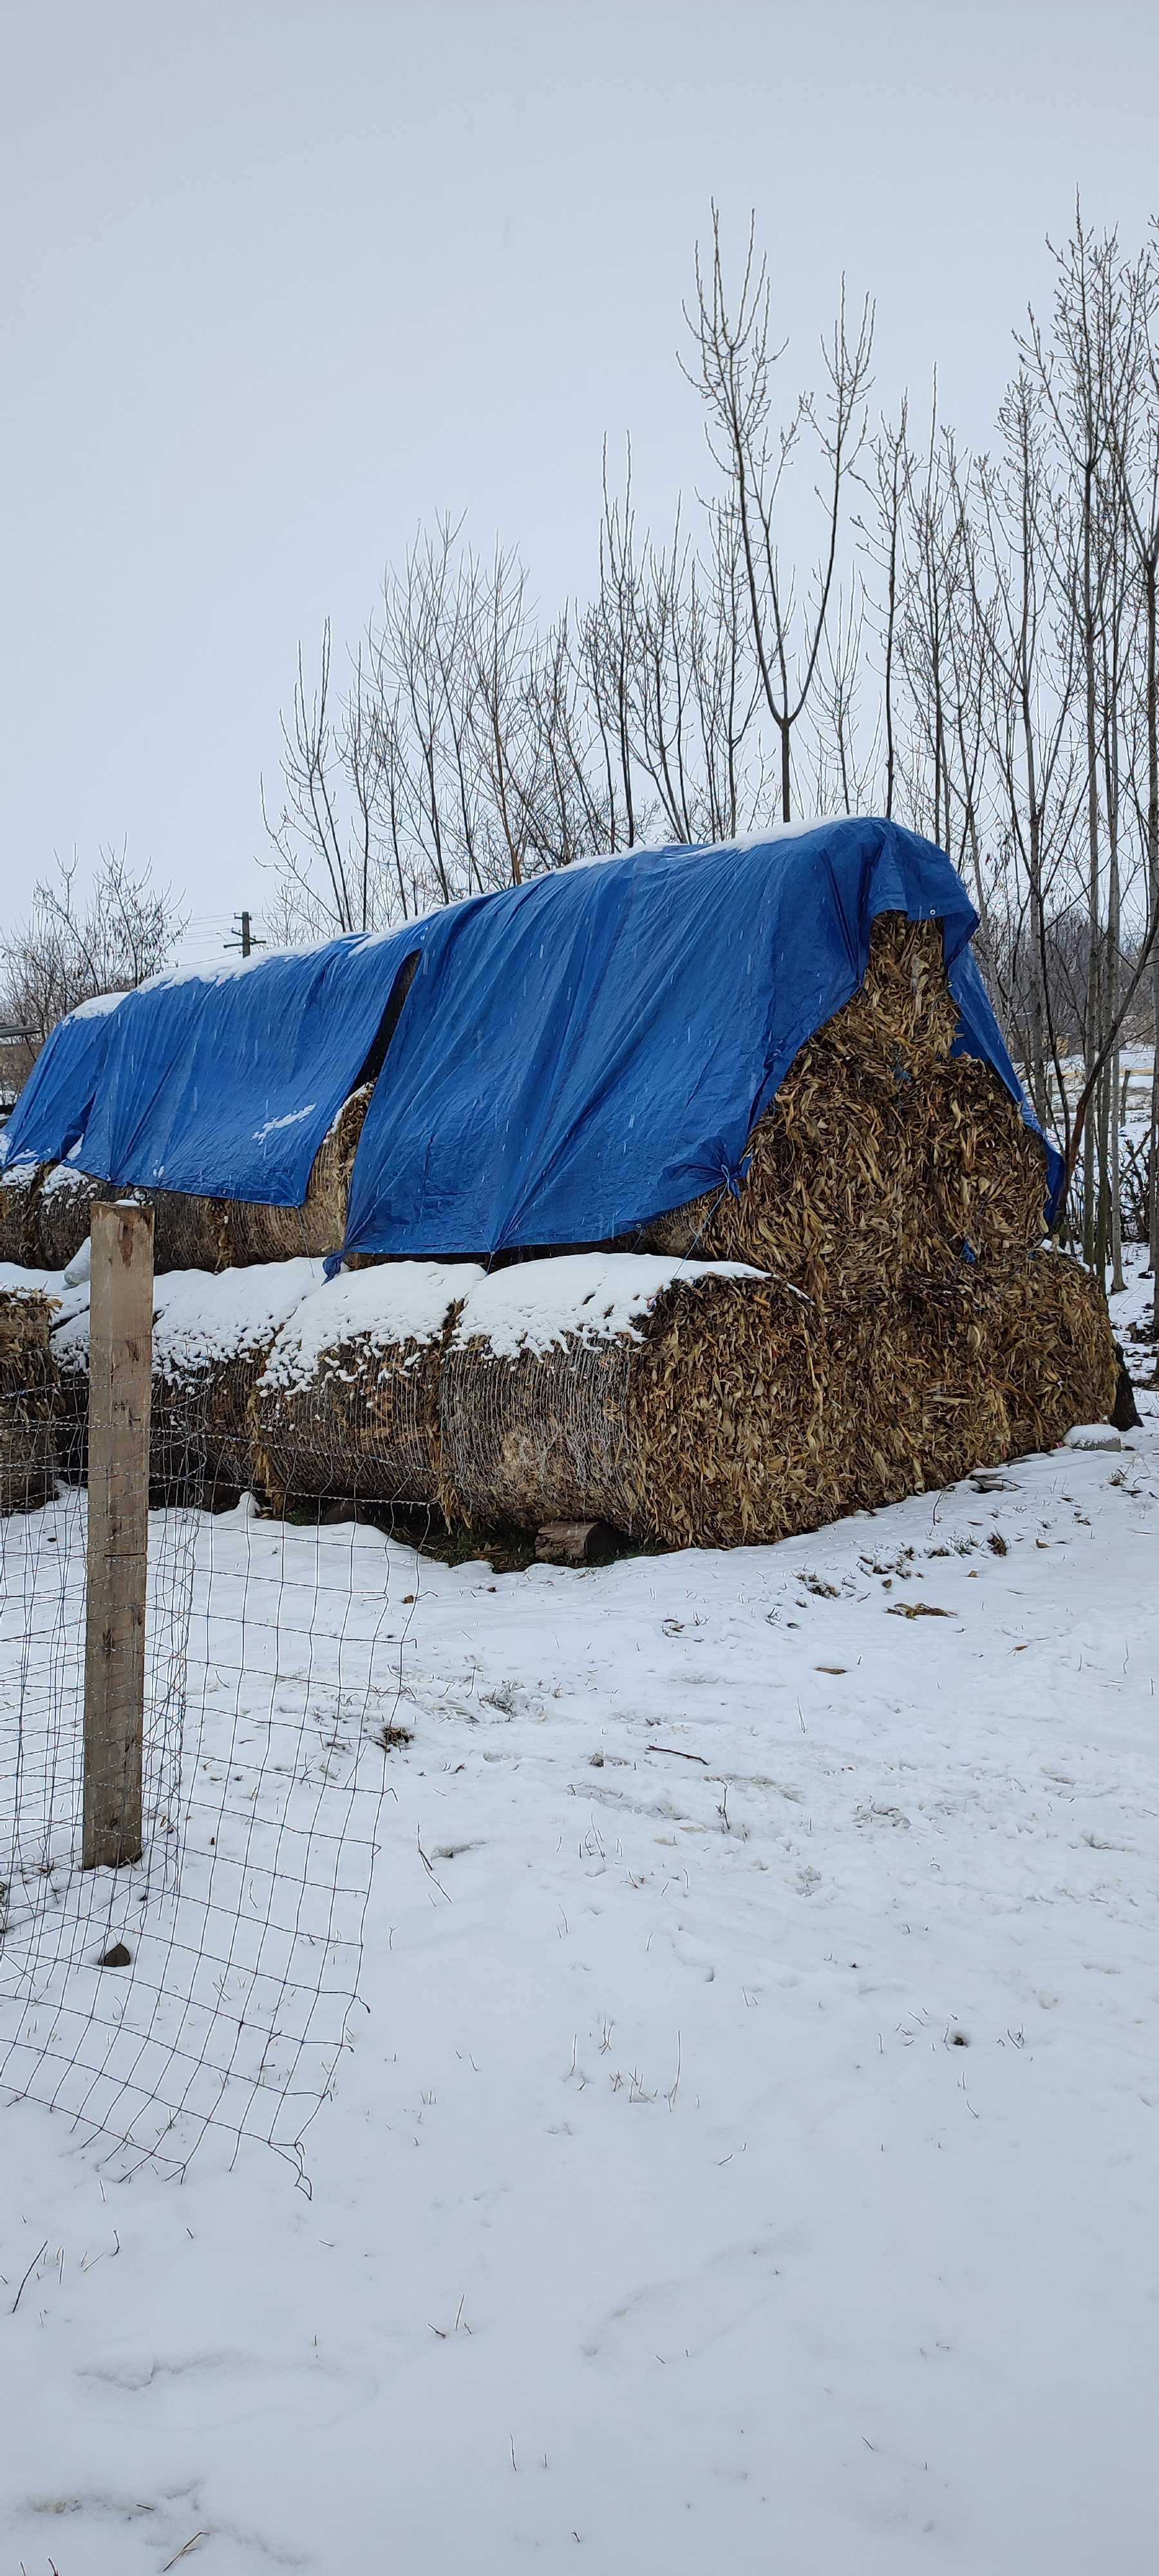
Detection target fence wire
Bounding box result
[0,1370,406,2183]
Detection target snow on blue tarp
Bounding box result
[0,989,127,1175]
[1,927,426,1206]
[343,816,1064,1256]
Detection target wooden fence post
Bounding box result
[82,1200,154,1870]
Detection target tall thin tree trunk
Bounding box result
[1146,560,1159,1326]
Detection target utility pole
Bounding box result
[225,911,266,960]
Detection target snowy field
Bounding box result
[1,1260,1157,2573]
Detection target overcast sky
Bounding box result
[4,0,1157,960]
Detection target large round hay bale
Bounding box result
[223,1086,375,1265]
[440,1256,845,1549]
[0,1286,57,1513]
[836,1252,1114,1503]
[919,1056,1049,1276]
[643,1066,927,1298]
[852,1289,1013,1498]
[150,1189,231,1273]
[147,1260,326,1495]
[638,913,1049,1298]
[251,1260,485,1512]
[988,1250,1117,1454]
[21,1168,234,1275]
[0,1162,46,1266]
[46,1260,325,1495]
[33,1164,108,1270]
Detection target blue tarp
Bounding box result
[343,819,1064,1253]
[2,925,426,1206]
[1,819,1063,1249]
[0,992,127,1176]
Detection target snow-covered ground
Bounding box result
[1,1262,1157,2573]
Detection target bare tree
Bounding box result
[683,205,874,820]
[1102,228,1159,1322]
[2,848,186,1070]
[260,198,1159,1285]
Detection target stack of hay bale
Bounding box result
[240,914,1115,1547]
[1,911,1119,1548]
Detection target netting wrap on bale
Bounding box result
[440,1255,847,1549]
[639,915,1048,1296]
[0,1285,58,1515]
[148,1260,326,1494]
[49,1288,93,1481]
[252,1260,485,1513]
[46,1260,326,1497]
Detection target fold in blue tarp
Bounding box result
[343,818,1064,1255]
[2,925,427,1206]
[1,819,1063,1251]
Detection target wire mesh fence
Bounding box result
[0,1367,406,2182]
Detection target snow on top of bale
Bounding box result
[149,1260,326,1381]
[39,1159,93,1198]
[451,1253,768,1358]
[50,1260,325,1379]
[0,1261,66,1305]
[260,1260,486,1394]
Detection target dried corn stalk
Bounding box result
[0,1162,46,1266]
[0,1287,57,1514]
[640,914,1048,1298]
